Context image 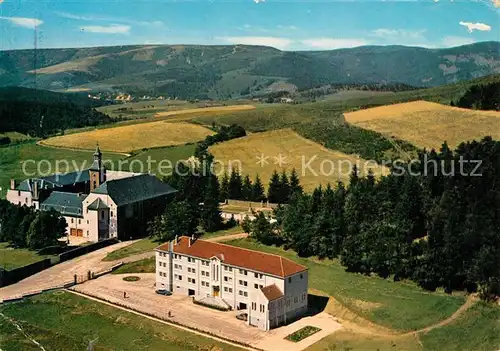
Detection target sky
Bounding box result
[0,0,498,51]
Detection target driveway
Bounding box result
[72,273,343,351]
[0,241,134,301]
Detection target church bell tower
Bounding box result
[89,144,105,192]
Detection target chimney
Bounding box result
[10,179,16,190]
[33,181,39,200]
[174,235,178,246]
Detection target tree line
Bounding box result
[244,137,500,299]
[452,81,500,111]
[0,200,67,251]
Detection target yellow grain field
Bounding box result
[345,101,500,150]
[41,122,214,153]
[154,105,256,120]
[209,129,388,191]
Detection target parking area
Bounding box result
[72,273,343,351]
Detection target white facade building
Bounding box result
[155,236,309,331]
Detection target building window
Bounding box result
[300,273,303,279]
[252,302,256,310]
[238,290,248,297]
[71,218,74,223]
[225,276,233,282]
[188,267,196,274]
[87,220,89,224]
[188,257,194,263]
[254,283,258,289]
[239,280,247,287]
[188,278,196,284]
[78,219,81,224]
[239,269,247,275]
[254,273,263,279]
[174,264,182,270]
[111,211,113,217]
[288,277,292,283]
[294,297,298,303]
[260,304,265,313]
[202,261,209,266]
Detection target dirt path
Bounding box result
[206,233,249,242]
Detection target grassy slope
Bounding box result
[0,243,55,270]
[124,144,196,175]
[0,291,243,351]
[307,302,499,351]
[0,142,124,198]
[103,239,158,262]
[112,257,156,274]
[227,238,464,332]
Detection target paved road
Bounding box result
[0,241,134,301]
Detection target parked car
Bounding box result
[236,313,248,321]
[155,289,172,296]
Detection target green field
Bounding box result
[124,144,196,176]
[307,302,500,351]
[0,243,55,270]
[112,257,156,274]
[103,239,158,262]
[0,291,243,351]
[227,238,465,332]
[0,142,124,198]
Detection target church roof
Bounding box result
[40,191,87,217]
[93,174,177,206]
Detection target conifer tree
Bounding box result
[220,172,229,202]
[289,168,303,196]
[251,175,266,202]
[242,175,253,201]
[228,168,243,200]
[267,170,281,203]
[279,170,290,203]
[201,175,223,232]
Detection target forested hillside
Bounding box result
[0,42,498,99]
[454,81,500,110]
[0,87,112,137]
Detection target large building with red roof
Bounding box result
[155,236,309,331]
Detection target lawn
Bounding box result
[103,239,158,262]
[344,101,500,150]
[0,291,243,350]
[0,142,123,199]
[112,257,156,274]
[209,129,388,191]
[40,122,214,153]
[307,302,500,351]
[154,105,256,120]
[0,243,55,270]
[226,238,465,332]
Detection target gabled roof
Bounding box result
[41,191,87,217]
[87,198,109,211]
[261,284,284,301]
[93,174,177,206]
[156,237,307,278]
[17,179,57,192]
[41,170,90,187]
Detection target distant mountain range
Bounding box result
[1,41,499,99]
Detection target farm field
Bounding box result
[0,132,33,143]
[227,238,465,332]
[345,100,500,150]
[0,243,55,270]
[154,104,256,120]
[209,129,388,191]
[40,122,214,153]
[0,291,243,351]
[0,142,123,199]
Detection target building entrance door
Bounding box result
[213,286,220,297]
[70,228,83,237]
